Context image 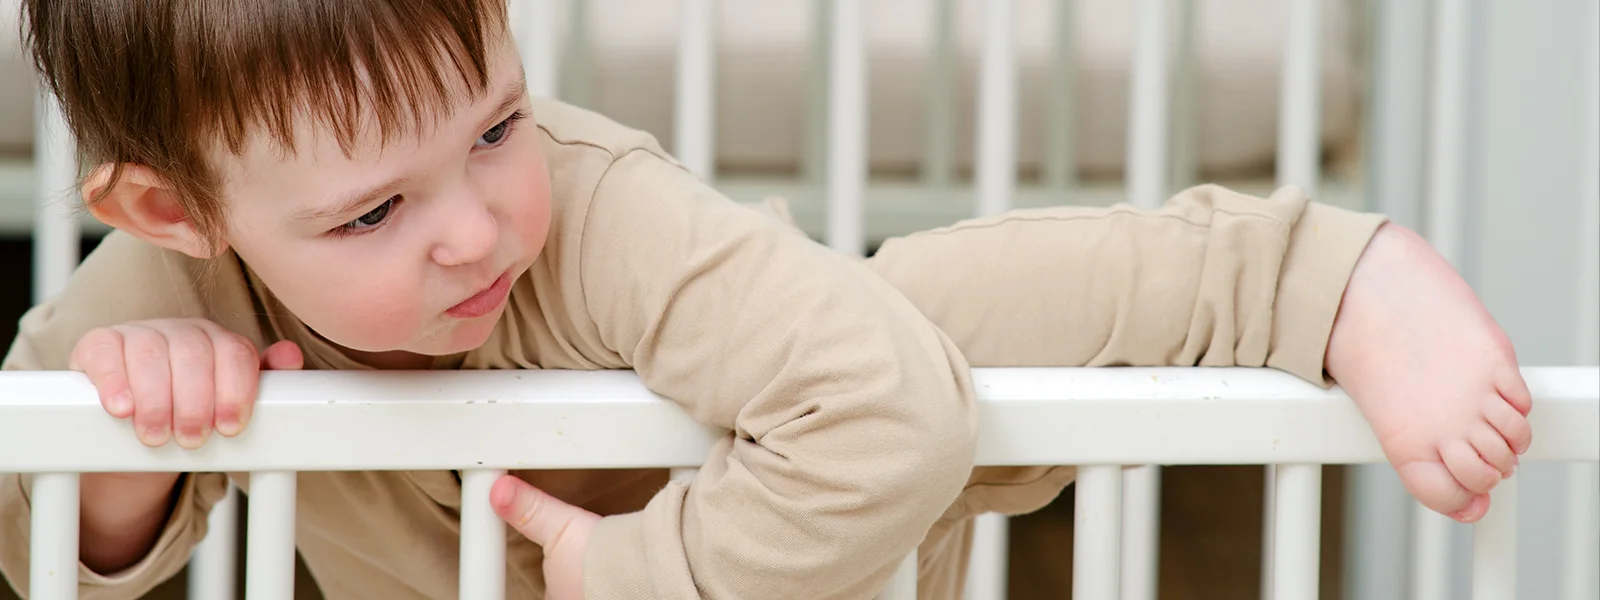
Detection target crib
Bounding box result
[3,1,1598,599]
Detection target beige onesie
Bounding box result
[1,96,1386,600]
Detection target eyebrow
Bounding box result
[294,74,529,224]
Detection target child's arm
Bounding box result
[566,149,979,599]
[0,234,266,598]
[866,183,1528,522]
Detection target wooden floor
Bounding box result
[0,237,1348,599]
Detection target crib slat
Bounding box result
[189,484,239,600]
[28,473,78,600]
[1276,0,1321,194]
[1563,464,1599,600]
[964,512,1008,600]
[1269,464,1321,600]
[825,0,865,256]
[1471,480,1518,600]
[1410,508,1454,600]
[1120,465,1160,600]
[245,471,297,600]
[920,0,955,187]
[33,93,79,304]
[674,0,717,181]
[1072,465,1121,600]
[1426,0,1469,267]
[508,0,558,99]
[460,469,507,600]
[1123,3,1173,598]
[974,0,1015,218]
[1042,1,1076,191]
[875,550,917,600]
[1126,0,1171,210]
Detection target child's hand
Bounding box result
[491,475,598,600]
[1326,224,1532,523]
[68,319,303,449]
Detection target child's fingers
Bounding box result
[211,332,262,438]
[1484,394,1532,454]
[166,324,217,450]
[70,328,134,419]
[120,325,175,448]
[1440,438,1500,496]
[490,475,595,551]
[260,340,304,371]
[1468,420,1515,478]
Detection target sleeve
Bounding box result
[865,183,1389,386]
[1,232,241,599]
[573,149,979,600]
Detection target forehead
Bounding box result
[217,38,525,189]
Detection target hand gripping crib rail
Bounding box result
[16,0,1600,599]
[2,367,1598,600]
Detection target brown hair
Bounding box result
[20,0,509,251]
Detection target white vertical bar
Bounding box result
[1410,510,1455,600]
[1073,465,1122,600]
[825,0,865,256]
[1426,0,1470,268]
[1346,4,1429,598]
[674,0,717,181]
[34,91,79,304]
[1270,464,1322,600]
[1412,4,1473,599]
[963,513,1007,600]
[559,0,591,107]
[804,0,830,185]
[1126,0,1172,210]
[28,473,79,600]
[508,0,559,99]
[670,468,698,483]
[1042,0,1077,190]
[1566,6,1599,600]
[1562,464,1599,600]
[974,0,1015,218]
[1124,3,1172,598]
[875,550,918,600]
[245,471,297,600]
[459,469,506,600]
[189,484,239,600]
[1277,0,1321,194]
[1120,466,1160,600]
[1166,0,1200,191]
[1265,6,1321,598]
[1470,480,1517,600]
[921,0,955,187]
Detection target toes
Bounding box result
[1441,439,1501,495]
[1395,460,1478,519]
[1469,420,1516,478]
[1494,365,1533,416]
[1484,396,1533,454]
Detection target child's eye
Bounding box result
[336,196,397,235]
[474,110,526,149]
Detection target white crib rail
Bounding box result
[4,367,1599,600]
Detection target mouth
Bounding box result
[445,270,513,319]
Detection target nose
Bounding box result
[429,193,499,267]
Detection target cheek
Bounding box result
[231,236,429,351]
[498,142,554,257]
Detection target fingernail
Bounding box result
[141,425,169,446]
[216,417,241,437]
[108,392,132,415]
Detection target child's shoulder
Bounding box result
[530,96,679,168]
[2,231,263,371]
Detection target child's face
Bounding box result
[211,37,551,359]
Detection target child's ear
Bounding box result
[81,163,226,258]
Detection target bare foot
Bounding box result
[1325,223,1532,523]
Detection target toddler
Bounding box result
[1,1,1531,599]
